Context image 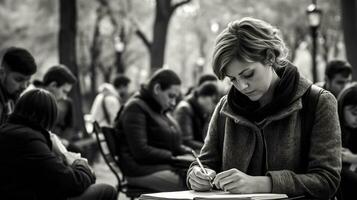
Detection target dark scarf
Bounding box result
[7,113,52,149]
[138,85,163,113]
[227,65,300,123]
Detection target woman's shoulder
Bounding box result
[0,123,47,144]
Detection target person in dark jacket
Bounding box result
[174,82,219,151]
[0,47,37,125]
[337,82,357,200]
[0,88,116,200]
[187,17,341,199]
[117,69,194,191]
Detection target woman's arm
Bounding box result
[187,97,225,188]
[267,91,341,199]
[24,139,95,197]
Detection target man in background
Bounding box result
[316,60,352,97]
[0,47,37,124]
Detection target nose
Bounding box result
[21,81,29,90]
[169,98,176,107]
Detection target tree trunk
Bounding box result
[150,0,172,74]
[59,0,87,135]
[341,0,357,80]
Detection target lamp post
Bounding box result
[114,27,125,74]
[306,0,322,83]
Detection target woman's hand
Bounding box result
[188,166,216,191]
[64,151,82,165]
[342,148,357,164]
[213,168,272,194]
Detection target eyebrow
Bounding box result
[226,68,251,78]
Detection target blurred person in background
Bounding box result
[316,60,352,97]
[0,88,116,200]
[337,82,357,200]
[90,74,131,127]
[174,82,219,151]
[0,47,37,124]
[115,69,194,191]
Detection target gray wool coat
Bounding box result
[187,76,341,199]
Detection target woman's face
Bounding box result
[343,105,357,129]
[154,84,181,111]
[225,59,273,101]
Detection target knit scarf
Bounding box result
[227,64,300,123]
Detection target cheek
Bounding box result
[252,71,270,92]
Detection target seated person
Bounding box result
[174,82,219,151]
[337,82,357,200]
[34,65,82,152]
[116,69,194,192]
[90,83,120,127]
[187,17,341,199]
[0,88,116,200]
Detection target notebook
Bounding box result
[139,190,288,200]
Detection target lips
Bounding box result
[244,91,255,95]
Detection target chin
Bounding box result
[247,94,261,102]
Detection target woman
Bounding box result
[174,82,219,151]
[337,82,357,200]
[116,69,194,191]
[187,17,341,199]
[0,89,116,200]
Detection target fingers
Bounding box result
[189,166,215,191]
[189,176,211,191]
[214,169,245,190]
[213,169,238,187]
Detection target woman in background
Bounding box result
[0,88,116,200]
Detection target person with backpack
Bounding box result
[90,83,120,127]
[187,17,341,199]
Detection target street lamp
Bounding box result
[306,0,322,83]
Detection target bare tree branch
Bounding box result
[171,0,192,12]
[128,16,152,50]
[135,29,151,50]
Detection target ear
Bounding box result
[265,49,276,65]
[48,81,58,89]
[153,83,161,95]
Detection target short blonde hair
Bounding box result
[212,17,288,80]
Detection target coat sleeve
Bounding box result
[24,139,95,197]
[122,103,174,164]
[266,91,342,199]
[186,97,225,188]
[174,104,203,150]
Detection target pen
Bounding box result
[191,150,214,188]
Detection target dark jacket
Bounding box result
[0,48,14,125]
[174,95,209,150]
[0,117,95,200]
[187,71,341,199]
[117,87,190,177]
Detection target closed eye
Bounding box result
[243,71,254,79]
